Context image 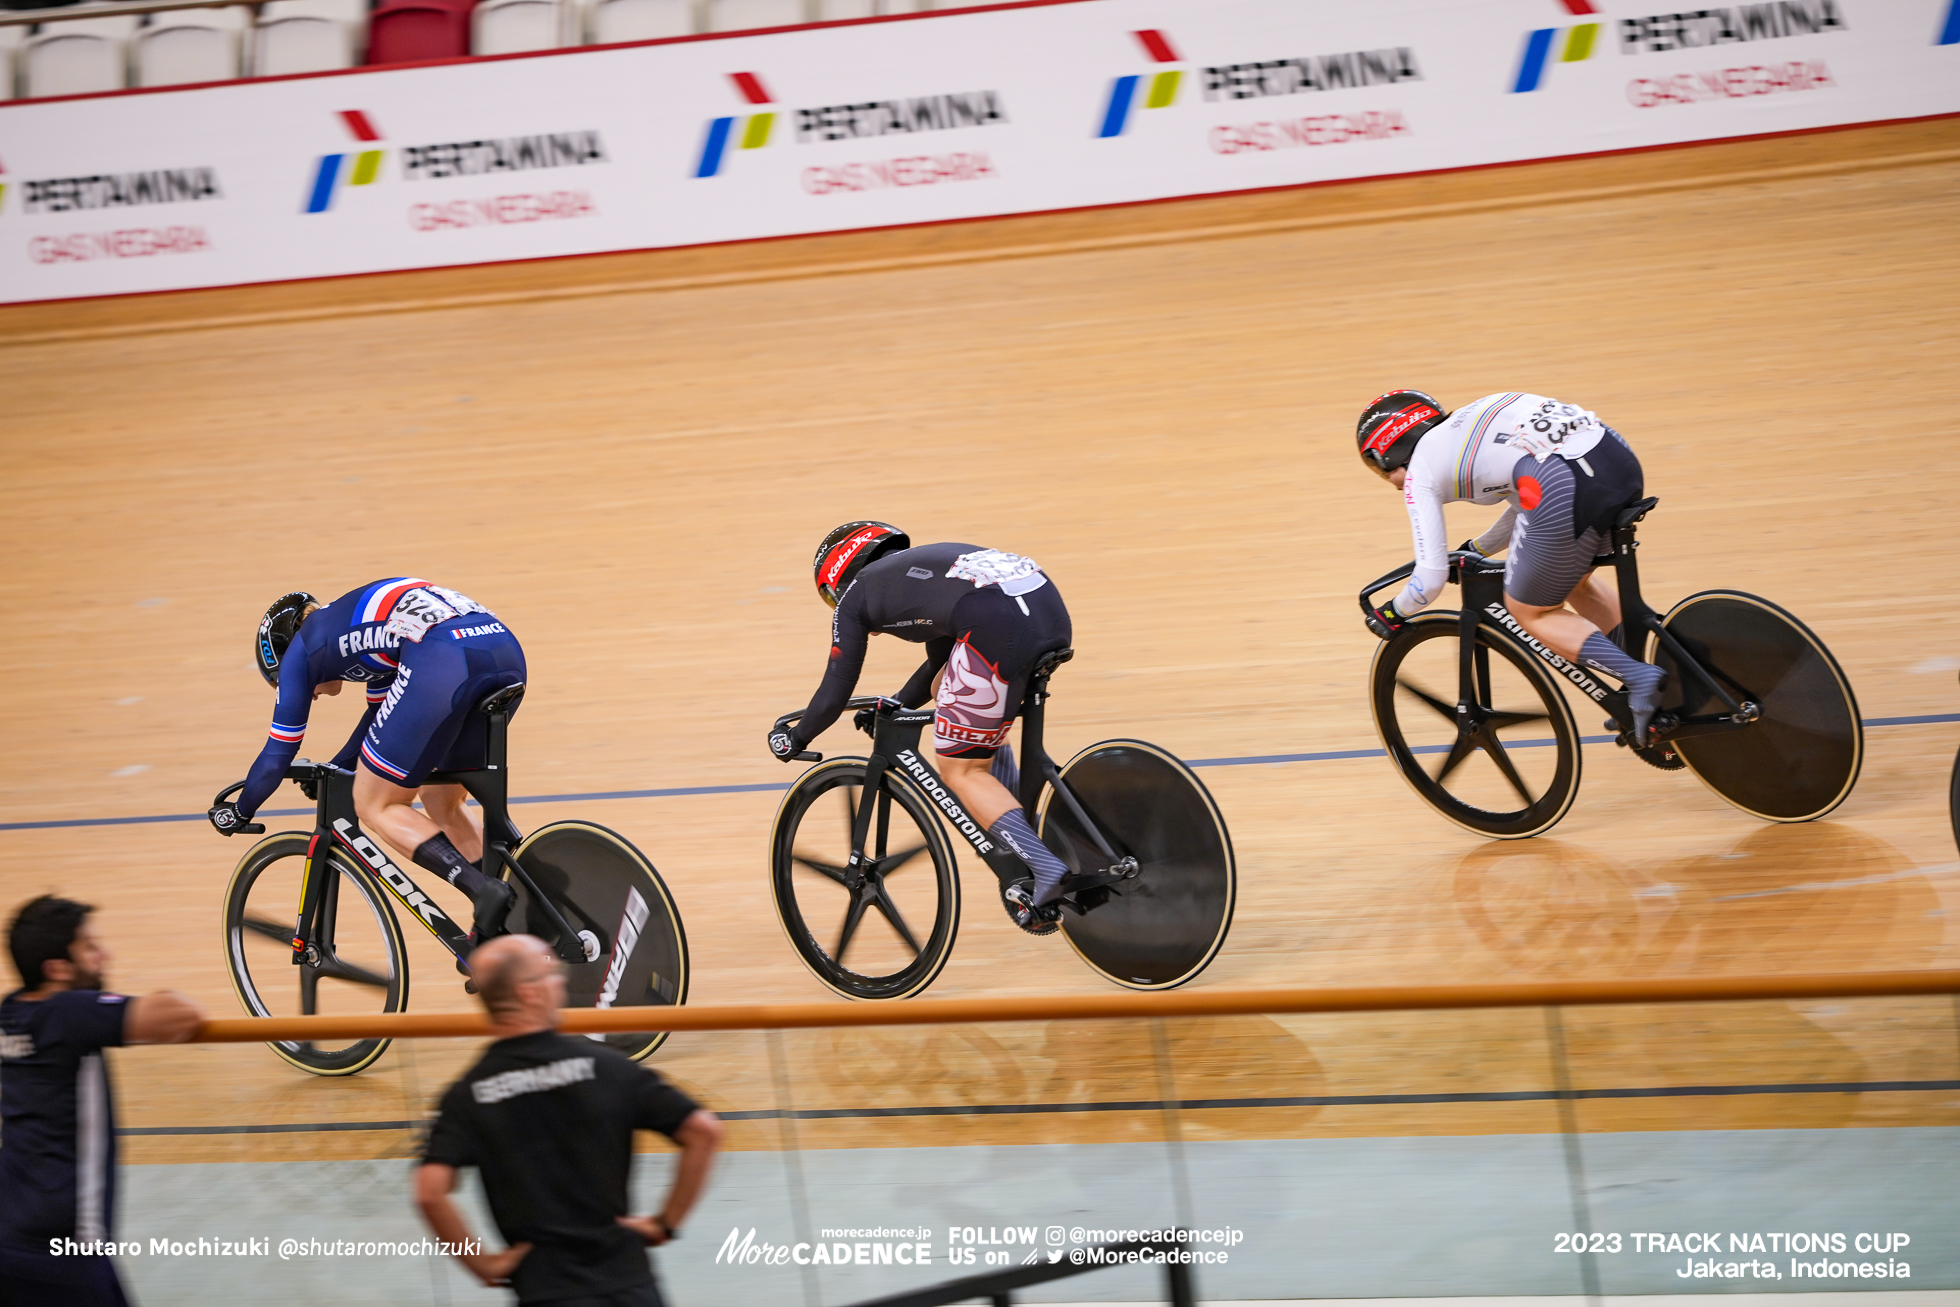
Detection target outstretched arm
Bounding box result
[1390,480,1451,618]
[237,653,318,818]
[790,606,872,750]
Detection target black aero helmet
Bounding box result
[256,591,317,686]
[813,522,909,608]
[1357,390,1448,476]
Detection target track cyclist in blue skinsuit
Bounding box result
[208,580,527,946]
[1356,390,1669,743]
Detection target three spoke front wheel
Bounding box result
[1370,613,1582,839]
[770,758,960,1000]
[221,832,408,1076]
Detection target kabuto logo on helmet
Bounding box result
[1357,390,1447,474]
[1363,403,1441,456]
[822,529,885,588]
[813,521,909,607]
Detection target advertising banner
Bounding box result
[1,0,1955,304]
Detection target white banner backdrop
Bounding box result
[1,0,1954,304]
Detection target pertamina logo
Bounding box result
[1097,30,1185,137]
[1511,0,1604,93]
[305,110,386,213]
[696,72,777,178]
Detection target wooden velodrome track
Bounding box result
[3,118,1959,1166]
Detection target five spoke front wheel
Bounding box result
[1370,613,1583,839]
[769,758,960,1000]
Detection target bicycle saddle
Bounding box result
[477,682,526,716]
[1615,496,1660,530]
[1032,648,1075,678]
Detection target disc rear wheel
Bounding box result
[508,821,689,1060]
[1650,590,1861,822]
[1039,740,1234,991]
[1370,613,1582,839]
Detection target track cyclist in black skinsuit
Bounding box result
[1356,391,1669,743]
[768,523,1075,936]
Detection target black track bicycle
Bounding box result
[1358,497,1862,839]
[213,684,689,1075]
[768,649,1235,999]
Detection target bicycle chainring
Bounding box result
[1631,738,1686,770]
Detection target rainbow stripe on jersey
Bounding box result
[1451,393,1524,500]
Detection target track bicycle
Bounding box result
[1357,496,1862,839]
[214,684,689,1075]
[768,649,1235,999]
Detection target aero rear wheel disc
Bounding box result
[1040,740,1234,991]
[510,821,689,1060]
[1651,591,1861,822]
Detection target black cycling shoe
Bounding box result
[456,879,517,973]
[1003,879,1060,937]
[1626,668,1669,745]
[473,877,515,935]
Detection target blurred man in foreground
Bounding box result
[417,934,723,1306]
[2,895,205,1306]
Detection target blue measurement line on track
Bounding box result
[118,1078,1960,1136]
[8,713,1956,834]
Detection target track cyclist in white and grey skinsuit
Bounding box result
[1355,390,1669,742]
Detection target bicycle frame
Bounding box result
[786,661,1137,909]
[1360,497,1759,745]
[239,695,593,973]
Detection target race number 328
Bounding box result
[1555,1232,1623,1253]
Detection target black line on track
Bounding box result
[13,713,1959,833]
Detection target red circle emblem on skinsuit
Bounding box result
[1517,475,1543,511]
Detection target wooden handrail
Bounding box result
[191,969,1960,1044]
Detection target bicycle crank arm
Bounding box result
[1654,707,1760,742]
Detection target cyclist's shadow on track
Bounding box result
[1448,824,1943,1130]
[1450,823,1939,979]
[810,1016,1327,1143]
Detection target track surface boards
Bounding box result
[3,120,1958,1158]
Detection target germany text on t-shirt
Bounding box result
[423,1030,698,1304]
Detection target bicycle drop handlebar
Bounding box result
[772,696,905,763]
[1356,550,1500,616]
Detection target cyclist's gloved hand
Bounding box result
[1364,601,1408,641]
[852,697,904,736]
[208,800,247,835]
[767,728,801,763]
[1457,538,1487,557]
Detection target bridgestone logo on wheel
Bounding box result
[597,887,649,1010]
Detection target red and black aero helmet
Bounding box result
[813,522,910,608]
[256,590,317,687]
[1357,390,1449,476]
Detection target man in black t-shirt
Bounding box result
[2,895,204,1306]
[417,934,723,1306]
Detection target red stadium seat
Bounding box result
[365,0,472,64]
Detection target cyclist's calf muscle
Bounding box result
[1504,572,1622,662]
[938,754,1019,829]
[353,768,479,866]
